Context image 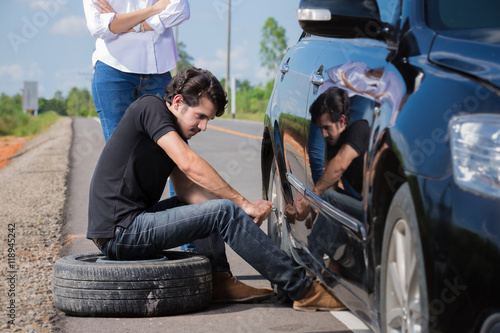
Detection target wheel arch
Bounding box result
[261,118,288,203]
[371,147,406,265]
[369,139,436,324]
[261,123,274,200]
[369,142,407,316]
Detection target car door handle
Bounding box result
[280,59,290,74]
[311,73,324,86]
[374,102,381,117]
[311,65,324,86]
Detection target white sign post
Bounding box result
[231,77,236,119]
[23,81,38,116]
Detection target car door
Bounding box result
[283,40,394,320]
[270,35,327,206]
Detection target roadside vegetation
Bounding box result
[0,88,95,137]
[219,79,274,121]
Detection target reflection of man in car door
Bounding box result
[308,62,380,185]
[299,87,370,219]
[293,87,370,273]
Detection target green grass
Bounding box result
[11,111,60,137]
[220,110,266,122]
[218,80,273,123]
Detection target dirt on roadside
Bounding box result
[0,136,30,169]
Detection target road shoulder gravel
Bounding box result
[0,117,72,332]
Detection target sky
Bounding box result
[1,0,303,99]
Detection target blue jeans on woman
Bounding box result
[92,60,173,142]
[100,197,312,300]
[307,122,326,185]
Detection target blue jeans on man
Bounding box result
[99,196,312,301]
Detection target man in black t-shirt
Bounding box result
[292,87,369,279]
[310,87,369,203]
[294,87,369,220]
[87,68,345,311]
[324,119,369,200]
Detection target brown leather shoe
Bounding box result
[212,272,274,303]
[293,280,347,311]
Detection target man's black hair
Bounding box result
[164,67,227,117]
[309,87,350,125]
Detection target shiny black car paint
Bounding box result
[261,0,500,331]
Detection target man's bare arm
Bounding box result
[313,144,359,197]
[157,131,272,225]
[170,166,219,204]
[294,144,359,221]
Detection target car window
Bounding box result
[427,0,500,30]
[376,0,401,24]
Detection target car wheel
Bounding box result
[267,160,292,303]
[267,161,283,247]
[53,251,212,317]
[380,183,429,332]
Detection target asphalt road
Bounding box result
[56,117,367,333]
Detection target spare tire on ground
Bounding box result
[53,251,212,317]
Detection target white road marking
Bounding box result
[331,311,372,333]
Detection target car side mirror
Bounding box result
[296,0,384,40]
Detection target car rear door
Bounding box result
[284,37,392,316]
[269,35,327,205]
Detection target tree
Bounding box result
[0,93,25,135]
[66,88,82,117]
[175,41,194,73]
[66,87,96,117]
[237,79,253,92]
[38,90,68,115]
[39,96,67,115]
[53,90,64,101]
[259,17,288,75]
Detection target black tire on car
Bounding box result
[380,183,429,332]
[53,251,212,317]
[266,160,292,303]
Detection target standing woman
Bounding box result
[83,0,190,141]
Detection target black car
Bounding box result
[260,0,500,332]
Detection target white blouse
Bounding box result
[83,0,190,74]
